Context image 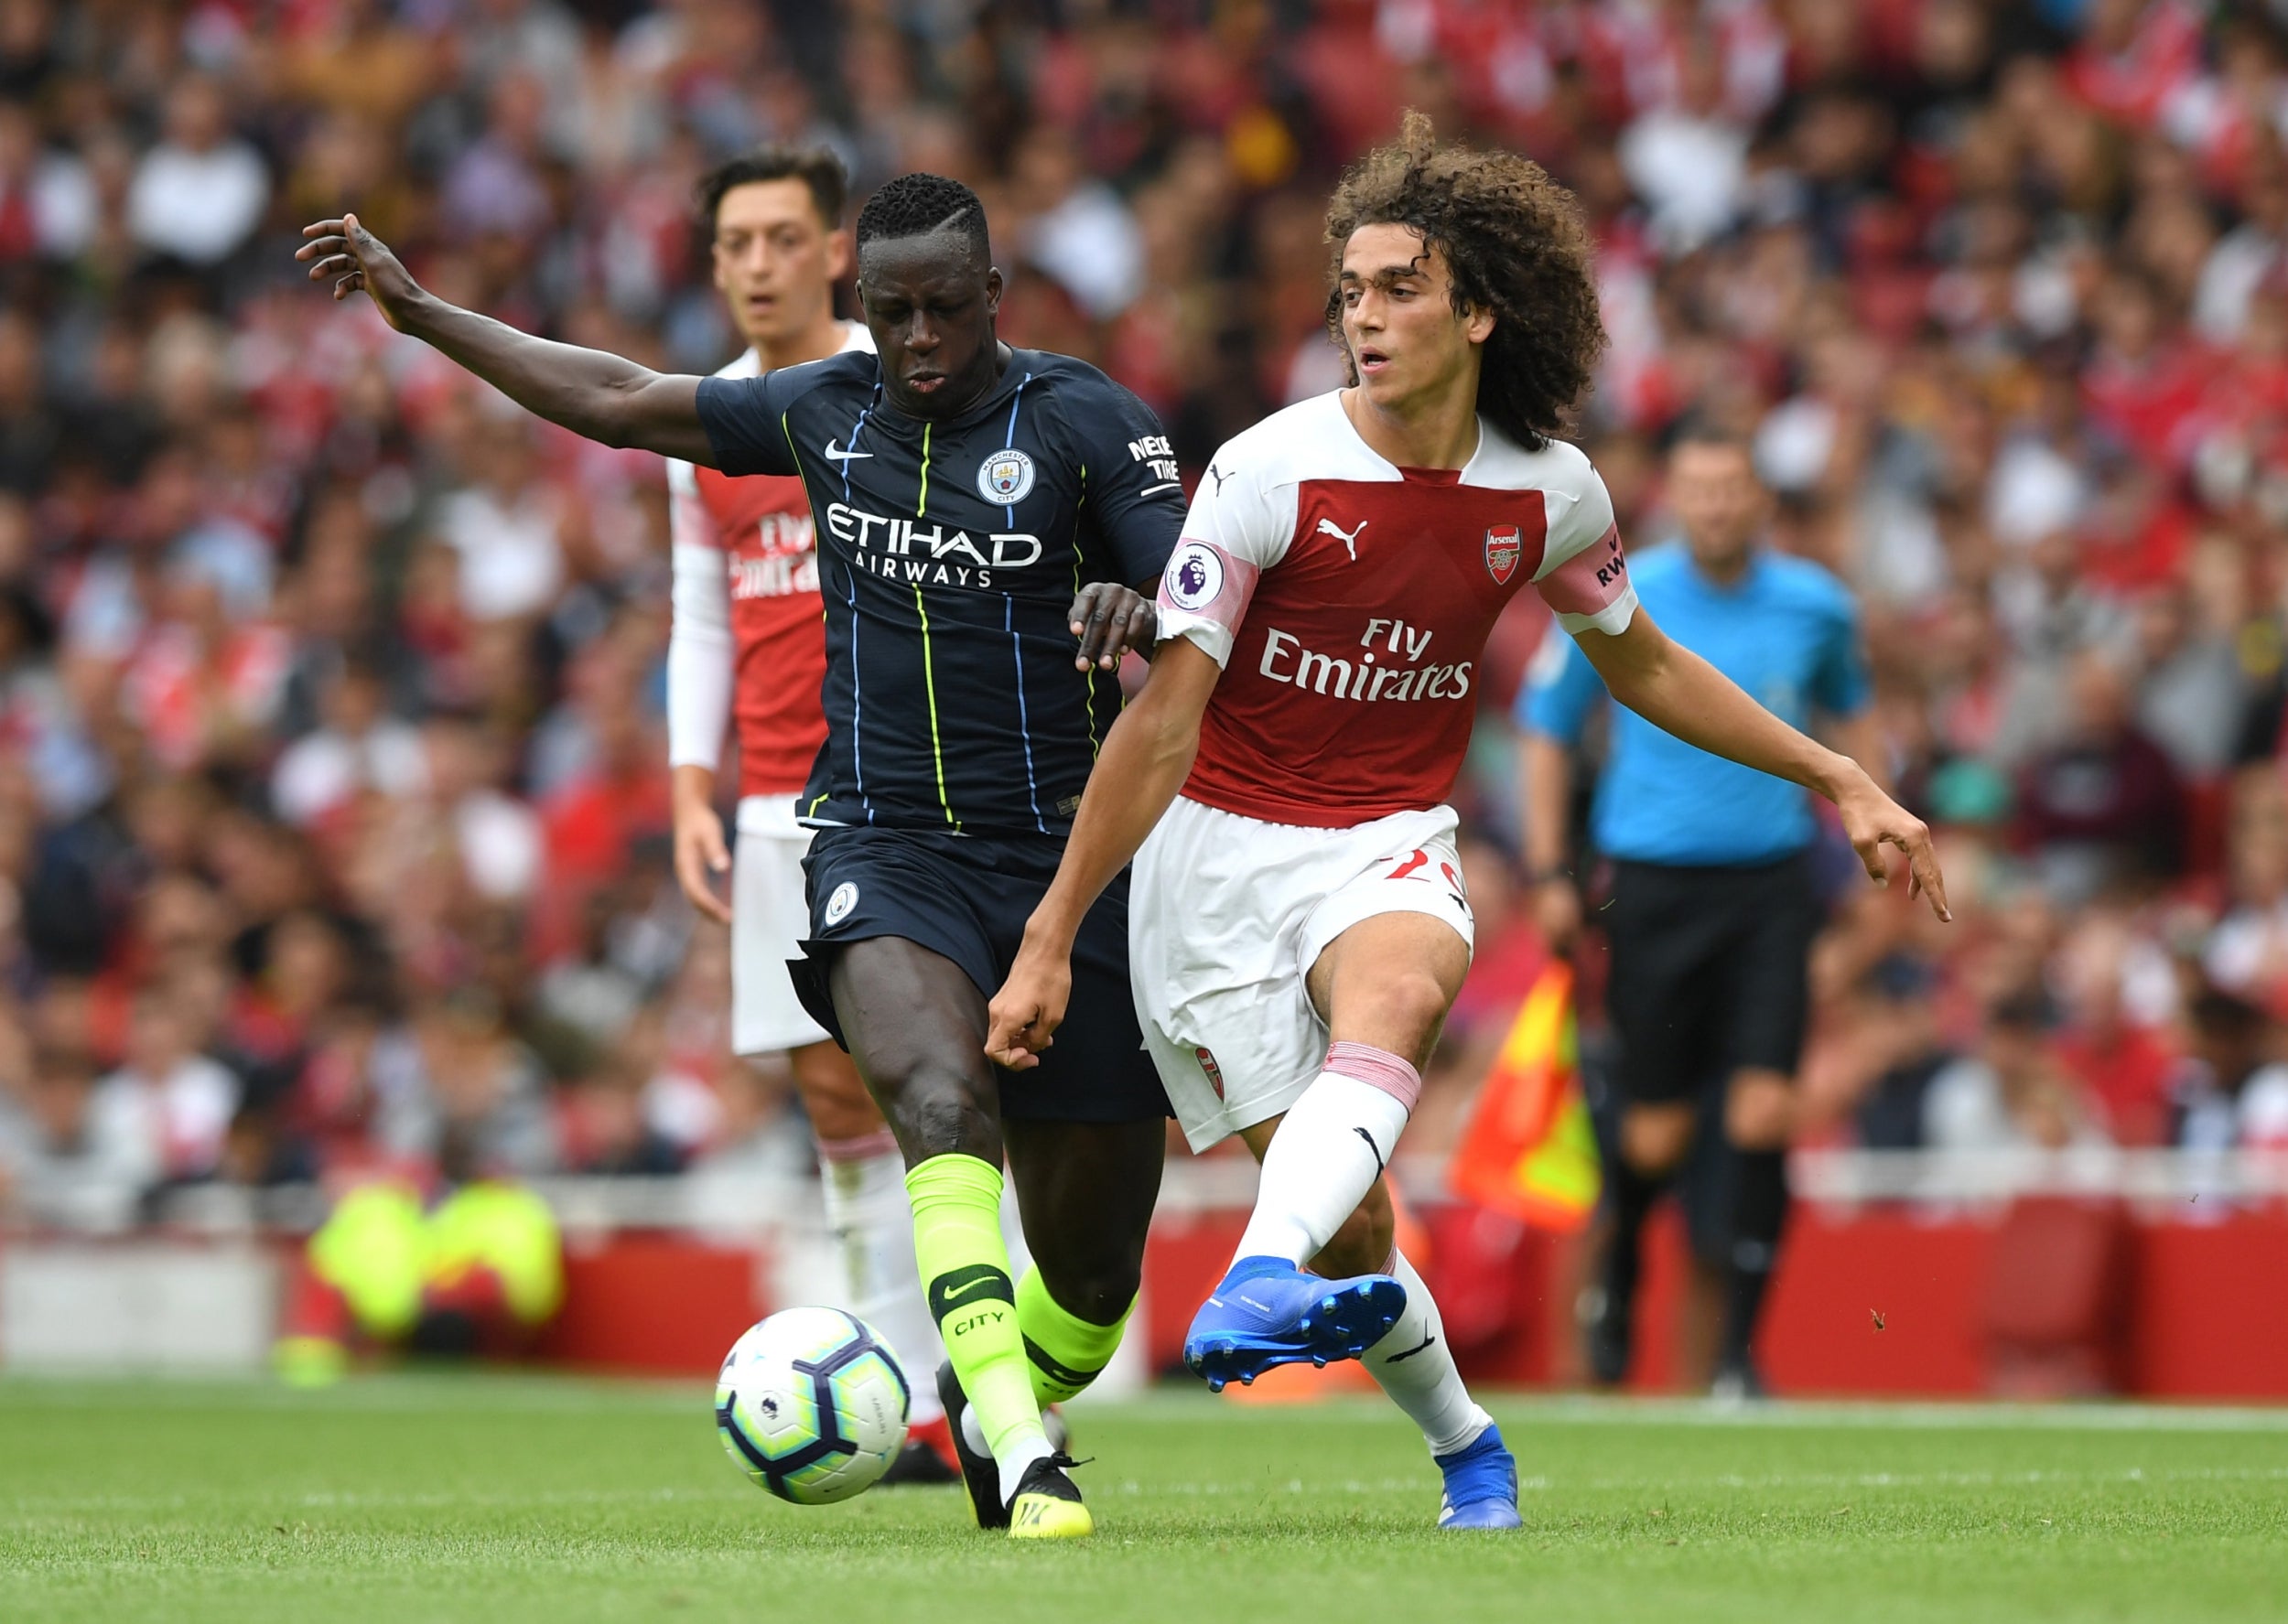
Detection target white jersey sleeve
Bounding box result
[667,537,733,771]
[1527,451,1636,638]
[664,327,871,773]
[1154,442,1300,669]
[664,453,733,772]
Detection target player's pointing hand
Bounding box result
[986,937,1074,1071]
[296,213,421,330]
[1831,764,1951,922]
[1068,582,1157,672]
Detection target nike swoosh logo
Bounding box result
[1385,1332,1437,1363]
[824,441,872,462]
[927,1264,1014,1321]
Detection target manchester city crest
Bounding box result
[977,447,1036,504]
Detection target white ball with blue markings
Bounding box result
[715,1307,910,1505]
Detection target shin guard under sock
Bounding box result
[1601,1156,1664,1322]
[1014,1267,1132,1407]
[1720,1147,1789,1371]
[905,1153,1049,1495]
[1234,1044,1419,1266]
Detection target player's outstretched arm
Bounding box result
[986,637,1223,1070]
[1518,733,1583,952]
[297,214,716,464]
[1578,611,1950,921]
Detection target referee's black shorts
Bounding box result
[790,823,1171,1124]
[1600,851,1823,1106]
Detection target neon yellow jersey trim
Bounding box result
[1072,466,1100,758]
[912,585,958,829]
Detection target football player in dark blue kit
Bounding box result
[300,174,1176,1540]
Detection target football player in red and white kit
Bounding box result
[986,116,1951,1528]
[665,147,953,1480]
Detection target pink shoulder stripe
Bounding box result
[1535,523,1629,619]
[1158,539,1260,632]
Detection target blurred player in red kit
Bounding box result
[988,115,1950,1528]
[664,146,953,1482]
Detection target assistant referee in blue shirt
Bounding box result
[1518,421,1881,1397]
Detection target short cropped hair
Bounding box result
[696,145,848,235]
[1667,415,1758,465]
[855,172,990,261]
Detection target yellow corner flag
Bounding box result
[1449,960,1601,1231]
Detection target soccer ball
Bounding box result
[714,1307,911,1505]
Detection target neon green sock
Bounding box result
[906,1154,1046,1477]
[1016,1267,1132,1407]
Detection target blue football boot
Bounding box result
[1182,1255,1408,1393]
[1435,1424,1523,1530]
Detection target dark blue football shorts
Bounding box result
[791,823,1171,1124]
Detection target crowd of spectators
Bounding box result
[5,0,2288,1225]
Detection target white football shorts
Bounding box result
[732,793,833,1056]
[1129,795,1473,1151]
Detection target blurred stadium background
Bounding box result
[1,0,2285,1402]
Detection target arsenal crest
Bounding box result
[1195,1047,1226,1100]
[1484,524,1522,585]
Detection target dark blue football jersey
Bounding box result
[696,346,1183,835]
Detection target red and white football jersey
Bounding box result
[1157,392,1635,827]
[666,327,873,797]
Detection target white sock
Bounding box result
[956,1404,1055,1500]
[1234,1044,1418,1267]
[818,1135,945,1425]
[1365,1248,1493,1458]
[959,1401,990,1458]
[998,1436,1055,1502]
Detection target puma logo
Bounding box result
[1316,516,1366,560]
[1207,463,1233,494]
[1385,1331,1437,1363]
[1353,1125,1386,1176]
[824,439,872,463]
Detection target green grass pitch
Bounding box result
[4,1376,2284,1623]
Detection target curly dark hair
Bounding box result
[855,172,990,262]
[1323,112,1604,451]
